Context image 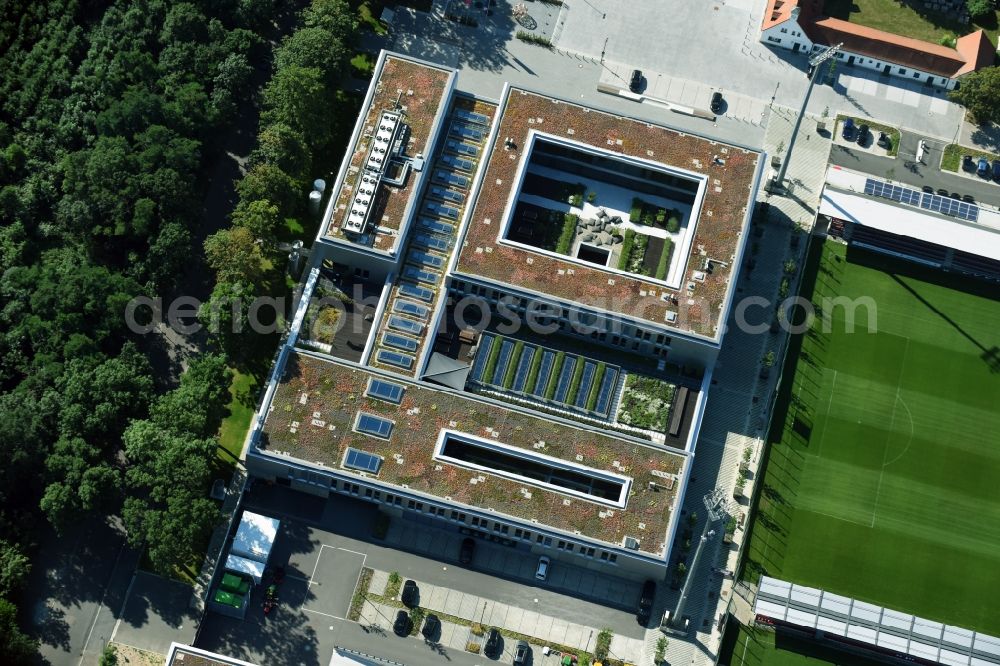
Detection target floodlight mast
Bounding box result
[773,43,843,188]
[665,489,730,630]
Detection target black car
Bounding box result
[459,537,475,565]
[513,640,531,666]
[950,192,961,199]
[710,91,724,114]
[877,131,891,149]
[937,188,949,196]
[629,69,642,93]
[856,124,870,146]
[922,185,934,193]
[485,628,503,658]
[637,579,656,624]
[401,579,419,608]
[963,155,976,172]
[991,159,1000,181]
[393,610,412,637]
[422,613,441,640]
[963,194,975,203]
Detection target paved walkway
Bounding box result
[650,106,832,666]
[363,569,645,663]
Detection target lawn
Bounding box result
[824,0,1000,45]
[217,368,262,463]
[940,142,1000,172]
[742,239,1000,634]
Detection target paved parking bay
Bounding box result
[196,487,650,665]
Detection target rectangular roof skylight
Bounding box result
[355,412,393,438]
[366,378,405,404]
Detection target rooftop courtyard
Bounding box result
[257,352,686,558]
[455,88,764,341]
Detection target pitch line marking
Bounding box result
[871,337,909,528]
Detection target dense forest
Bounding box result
[0,0,358,660]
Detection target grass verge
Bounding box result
[941,142,1000,172]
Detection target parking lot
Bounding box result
[196,487,652,666]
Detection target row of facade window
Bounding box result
[295,471,622,564]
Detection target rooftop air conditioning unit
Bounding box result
[623,536,640,550]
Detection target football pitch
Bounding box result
[743,239,1000,635]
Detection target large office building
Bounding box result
[244,51,765,580]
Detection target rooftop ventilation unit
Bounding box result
[623,536,640,550]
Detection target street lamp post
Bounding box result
[772,43,843,189]
[664,489,731,631]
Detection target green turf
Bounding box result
[217,368,261,463]
[742,239,1000,634]
[719,621,887,666]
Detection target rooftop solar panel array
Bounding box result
[863,178,979,222]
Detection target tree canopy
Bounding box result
[950,66,1000,125]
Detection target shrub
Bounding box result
[778,277,790,299]
[545,352,566,400]
[525,348,543,393]
[503,341,524,389]
[348,568,374,620]
[516,30,552,47]
[386,571,402,598]
[666,212,680,234]
[762,351,776,367]
[409,607,425,636]
[967,0,993,19]
[654,238,673,280]
[586,363,606,411]
[483,337,503,384]
[627,233,649,274]
[587,190,597,203]
[676,562,687,578]
[467,642,482,653]
[471,623,486,636]
[783,259,797,275]
[567,356,586,403]
[595,628,614,661]
[555,213,577,255]
[655,637,668,664]
[629,198,644,222]
[617,230,636,270]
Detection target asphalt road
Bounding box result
[830,133,1000,208]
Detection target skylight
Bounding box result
[365,378,405,404]
[343,447,383,474]
[355,412,394,439]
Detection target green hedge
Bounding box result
[555,214,578,255]
[655,238,674,280]
[525,348,543,393]
[617,229,635,270]
[502,341,524,389]
[483,337,502,384]
[567,357,586,403]
[666,212,680,234]
[629,198,643,222]
[585,363,606,411]
[516,30,552,47]
[545,352,565,400]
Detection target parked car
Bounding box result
[485,628,503,658]
[629,69,643,93]
[963,155,976,172]
[422,613,441,640]
[637,579,656,624]
[936,188,949,196]
[841,118,855,140]
[856,124,871,146]
[991,159,1000,181]
[963,194,975,203]
[459,537,475,565]
[950,192,961,199]
[401,579,419,608]
[393,610,412,636]
[710,91,724,114]
[513,640,531,666]
[877,131,891,149]
[535,556,550,581]
[977,158,990,178]
[922,185,934,194]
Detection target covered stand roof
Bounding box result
[230,511,279,563]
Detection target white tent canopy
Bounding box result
[231,511,279,563]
